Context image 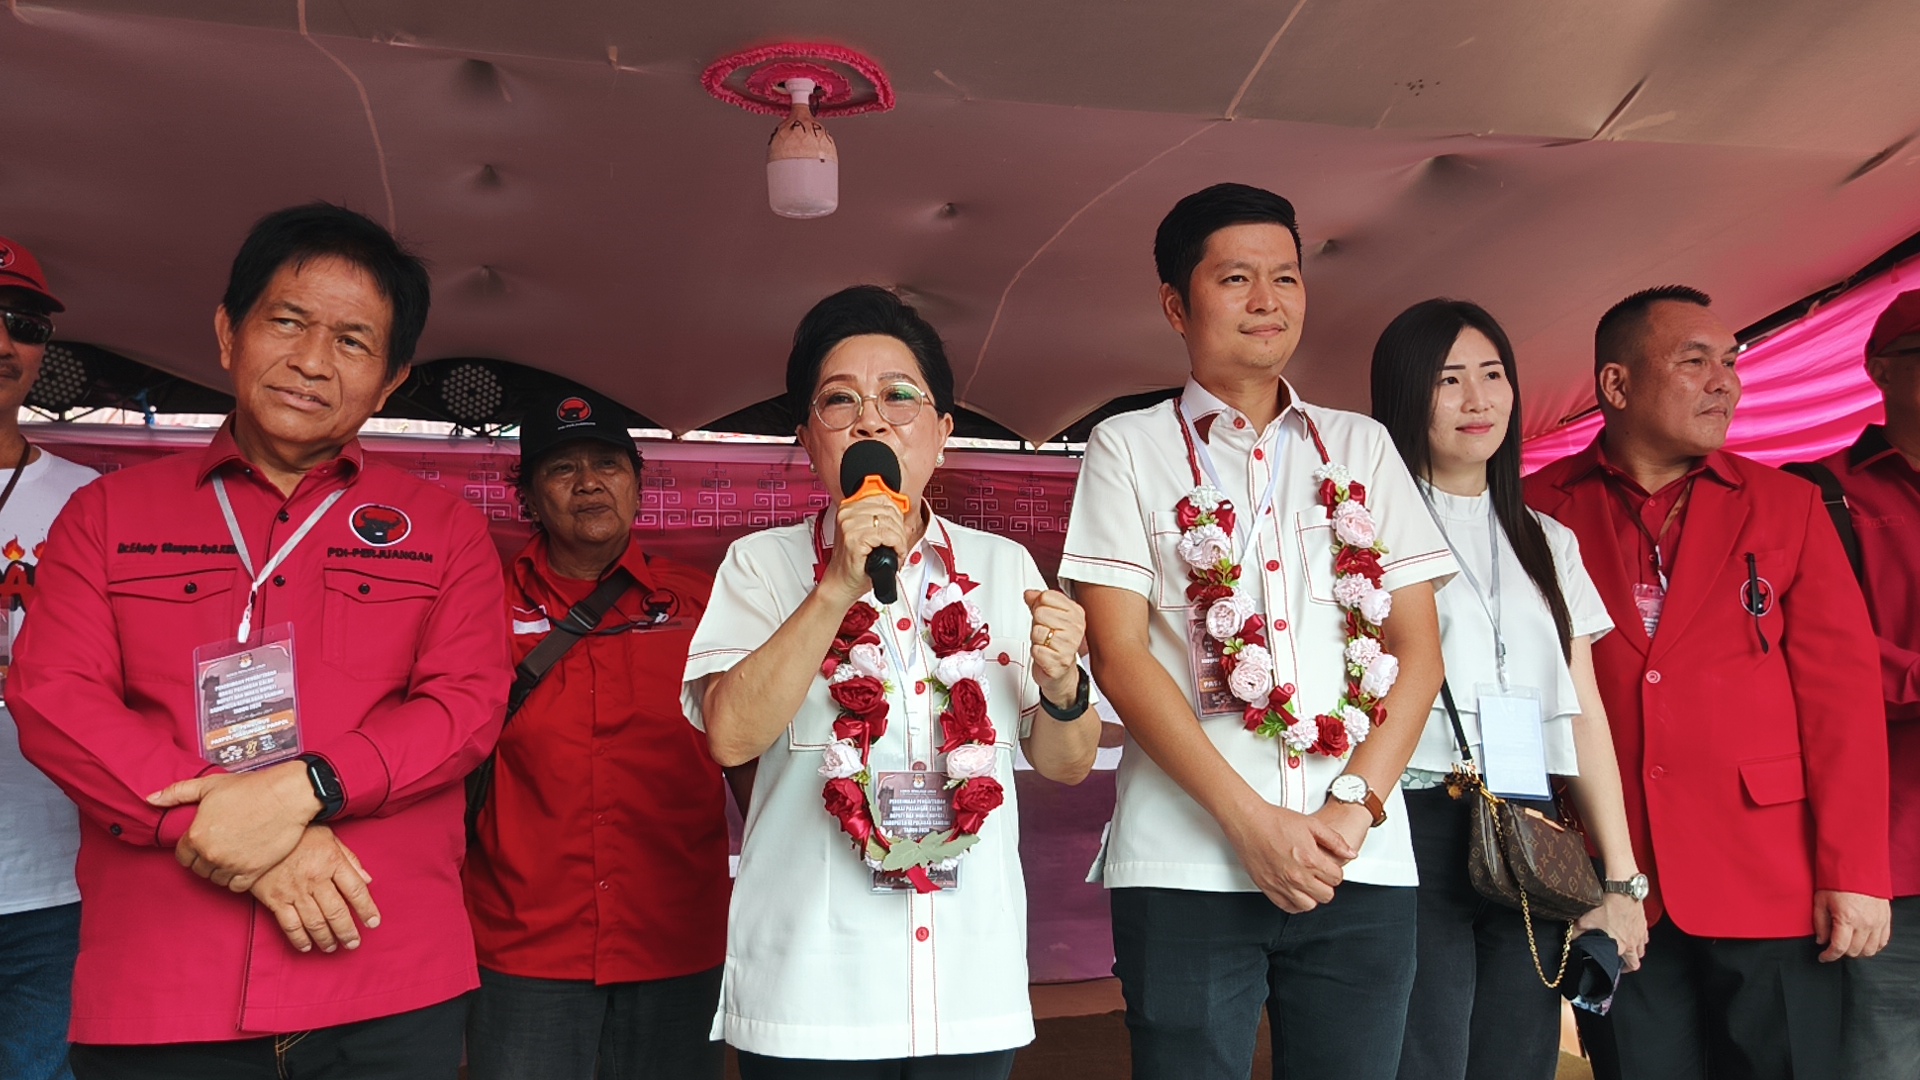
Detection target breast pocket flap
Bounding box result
[322,568,437,603]
[107,567,238,603]
[1739,752,1807,807]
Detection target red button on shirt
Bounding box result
[1266,560,1279,572]
[1253,448,1265,461]
[10,425,512,1043]
[1823,426,1920,895]
[909,551,923,565]
[465,536,729,984]
[898,617,913,631]
[1233,417,1247,429]
[915,926,930,942]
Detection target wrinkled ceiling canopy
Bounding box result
[5,0,1919,442]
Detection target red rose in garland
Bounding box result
[939,678,996,752]
[928,601,989,655]
[951,776,1005,835]
[831,604,882,656]
[823,777,876,842]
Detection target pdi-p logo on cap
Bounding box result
[557,397,591,423]
[0,245,12,270]
[350,504,412,547]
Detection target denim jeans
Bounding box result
[0,901,80,1080]
[1396,787,1563,1080]
[1111,882,1418,1080]
[1843,894,1920,1080]
[466,965,723,1080]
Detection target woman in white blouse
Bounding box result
[1370,300,1648,1080]
[682,286,1102,1080]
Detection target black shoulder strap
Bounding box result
[504,567,637,721]
[1782,461,1864,584]
[1439,680,1473,766]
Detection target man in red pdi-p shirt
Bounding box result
[11,203,510,1079]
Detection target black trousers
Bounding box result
[1397,788,1563,1080]
[1111,882,1418,1080]
[734,1049,1016,1079]
[67,996,467,1080]
[1577,916,1843,1080]
[466,965,724,1080]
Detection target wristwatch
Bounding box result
[1039,666,1092,722]
[299,754,345,822]
[1603,873,1650,902]
[1327,774,1387,828]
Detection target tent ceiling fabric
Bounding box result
[7,1,1920,441]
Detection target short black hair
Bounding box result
[221,202,431,379]
[1153,183,1304,304]
[784,285,955,428]
[1594,284,1712,374]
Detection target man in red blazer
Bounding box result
[1526,285,1891,1080]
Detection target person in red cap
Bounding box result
[1526,285,1890,1080]
[1798,289,1920,1080]
[0,235,104,1080]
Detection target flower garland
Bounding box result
[813,520,1004,894]
[1173,406,1400,765]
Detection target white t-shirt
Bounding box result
[0,448,100,915]
[1059,380,1457,891]
[682,513,1045,1059]
[1407,486,1614,776]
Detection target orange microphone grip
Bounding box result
[846,476,911,515]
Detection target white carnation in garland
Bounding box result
[1187,485,1227,512]
[817,739,865,779]
[1340,705,1373,747]
[1207,595,1256,642]
[1228,655,1276,702]
[1345,637,1383,667]
[847,642,888,679]
[1358,588,1394,625]
[1281,715,1320,753]
[1313,464,1352,488]
[1332,573,1374,610]
[920,582,965,620]
[1177,523,1232,570]
[944,743,998,779]
[829,662,861,684]
[1332,500,1378,548]
[1359,652,1400,699]
[933,649,987,688]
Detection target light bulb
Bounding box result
[766,77,838,219]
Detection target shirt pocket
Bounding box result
[1148,510,1188,610]
[1294,509,1338,606]
[322,568,438,681]
[105,568,239,682]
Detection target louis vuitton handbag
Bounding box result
[1440,682,1604,986]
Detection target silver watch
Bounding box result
[1603,873,1650,902]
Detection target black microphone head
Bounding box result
[839,439,903,499]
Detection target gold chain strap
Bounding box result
[1484,788,1577,989]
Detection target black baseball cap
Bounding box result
[517,384,637,464]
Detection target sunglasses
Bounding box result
[1,309,55,347]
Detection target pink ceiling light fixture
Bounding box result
[702,43,895,219]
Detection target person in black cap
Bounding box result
[462,383,737,1080]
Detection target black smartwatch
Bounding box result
[299,753,345,822]
[1039,666,1092,722]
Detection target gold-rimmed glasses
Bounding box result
[811,381,930,431]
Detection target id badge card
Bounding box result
[1476,683,1551,799]
[1632,582,1665,639]
[0,605,14,705]
[870,770,960,893]
[194,623,303,771]
[1187,614,1237,716]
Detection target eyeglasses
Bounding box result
[1,309,55,347]
[811,381,930,431]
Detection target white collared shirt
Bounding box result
[1409,485,1613,776]
[1060,379,1456,890]
[682,514,1044,1059]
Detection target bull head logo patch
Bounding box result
[350,504,412,547]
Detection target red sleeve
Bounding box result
[319,507,512,818]
[1880,637,1920,716]
[1784,482,1893,897]
[10,483,216,847]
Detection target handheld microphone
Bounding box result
[839,440,909,605]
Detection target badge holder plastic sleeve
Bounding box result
[194,622,304,772]
[1475,682,1552,800]
[870,770,961,893]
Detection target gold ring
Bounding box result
[871,513,880,528]
[1042,626,1056,648]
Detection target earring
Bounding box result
[936,453,945,467]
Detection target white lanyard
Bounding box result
[1179,403,1286,566]
[1421,486,1509,689]
[212,474,347,644]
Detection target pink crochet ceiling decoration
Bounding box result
[1521,256,1915,472]
[701,42,896,118]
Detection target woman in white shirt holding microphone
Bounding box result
[683,286,1101,1079]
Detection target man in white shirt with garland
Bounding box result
[0,235,100,1080]
[1062,184,1454,1080]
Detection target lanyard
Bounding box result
[1420,485,1508,688]
[1608,475,1694,590]
[212,474,347,644]
[0,440,32,524]
[1173,402,1285,566]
